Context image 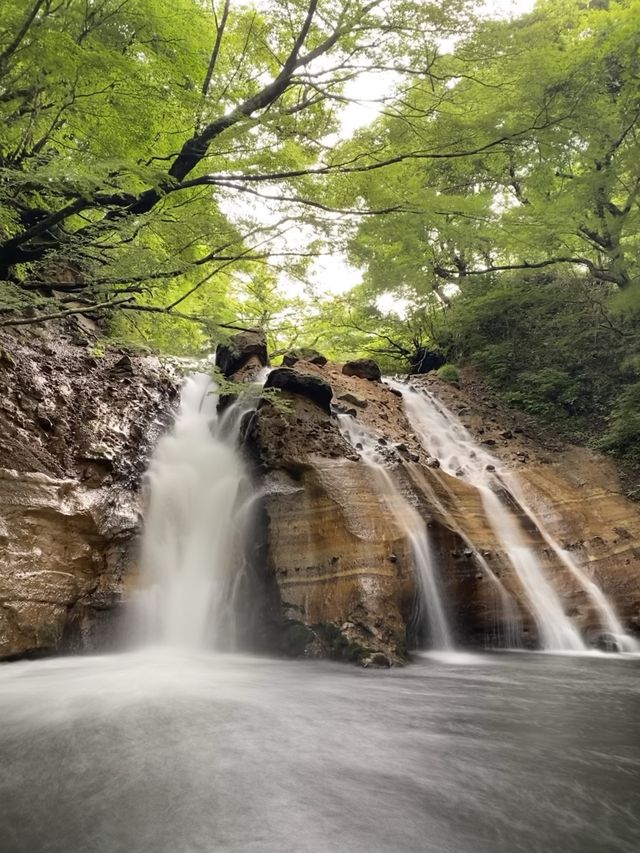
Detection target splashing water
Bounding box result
[137,373,251,649]
[394,381,636,652]
[338,414,454,650]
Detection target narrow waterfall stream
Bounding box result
[512,496,640,653]
[138,373,250,649]
[337,414,454,650]
[394,381,637,652]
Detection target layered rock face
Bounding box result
[411,372,640,642]
[244,371,415,665]
[244,355,640,659]
[0,324,176,658]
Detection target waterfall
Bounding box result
[402,465,523,648]
[337,414,454,650]
[511,496,640,653]
[395,381,636,652]
[137,373,251,649]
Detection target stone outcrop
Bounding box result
[264,367,333,415]
[3,324,639,664]
[281,348,327,367]
[244,377,413,665]
[215,329,268,378]
[409,348,446,374]
[342,358,382,382]
[0,323,176,659]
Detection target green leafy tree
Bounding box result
[0,0,474,344]
[344,0,640,295]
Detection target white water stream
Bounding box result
[338,414,454,649]
[138,373,250,649]
[394,381,637,652]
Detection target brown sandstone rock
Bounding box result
[0,323,176,659]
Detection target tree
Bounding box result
[345,0,640,296]
[0,0,475,343]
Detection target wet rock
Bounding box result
[362,652,392,668]
[333,403,358,417]
[264,368,333,414]
[409,348,445,375]
[112,354,134,376]
[595,632,621,652]
[342,359,382,382]
[215,329,268,378]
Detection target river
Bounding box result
[1,651,638,853]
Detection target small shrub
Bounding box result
[437,363,460,383]
[598,383,640,463]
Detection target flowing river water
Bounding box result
[1,650,638,853]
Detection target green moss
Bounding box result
[315,622,372,663]
[278,621,315,657]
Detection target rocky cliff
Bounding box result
[2,326,639,663]
[0,323,176,658]
[242,351,640,661]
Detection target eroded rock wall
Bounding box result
[243,381,415,665]
[0,324,176,658]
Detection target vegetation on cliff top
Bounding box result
[0,0,639,469]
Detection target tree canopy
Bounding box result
[0,0,471,345]
[1,0,639,476]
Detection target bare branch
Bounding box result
[201,0,231,99]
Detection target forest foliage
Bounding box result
[0,0,639,471]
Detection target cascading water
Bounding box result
[402,460,523,648]
[394,380,637,652]
[514,496,640,653]
[137,372,251,649]
[337,414,454,650]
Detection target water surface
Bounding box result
[1,651,638,853]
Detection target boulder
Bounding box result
[409,348,446,374]
[342,359,382,382]
[337,392,368,409]
[282,348,328,367]
[215,329,268,378]
[264,367,333,414]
